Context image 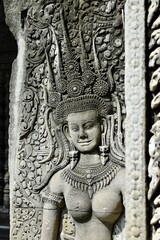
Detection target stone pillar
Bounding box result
[3,69,10,209]
[0,0,17,209]
[125,0,146,239]
[0,70,5,205]
[147,1,160,239]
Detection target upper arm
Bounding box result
[41,171,64,210]
[41,171,64,240]
[120,167,126,206]
[41,207,61,240]
[116,167,125,206]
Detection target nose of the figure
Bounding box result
[79,127,87,139]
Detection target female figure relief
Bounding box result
[36,1,125,239]
[9,1,126,239]
[40,95,125,240]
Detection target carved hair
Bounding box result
[55,94,113,124]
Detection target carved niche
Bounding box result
[7,0,128,239]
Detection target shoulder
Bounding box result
[117,167,125,180]
[47,167,67,194]
[41,166,70,208]
[117,166,125,187]
[112,166,125,193]
[116,166,125,203]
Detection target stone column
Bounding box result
[0,69,5,205]
[125,0,146,239]
[0,0,17,208]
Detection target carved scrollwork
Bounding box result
[16,0,125,198]
[12,0,125,239]
[20,87,39,139]
[12,182,42,240]
[12,209,42,240]
[13,182,35,208]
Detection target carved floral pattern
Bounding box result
[11,0,125,239]
[12,209,42,240]
[11,182,42,240]
[16,0,125,201]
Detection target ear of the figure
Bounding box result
[63,124,71,141]
[101,118,107,134]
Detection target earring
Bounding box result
[99,145,109,166]
[99,118,110,166]
[69,150,79,170]
[69,141,79,170]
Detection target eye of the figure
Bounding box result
[70,124,79,132]
[84,121,95,130]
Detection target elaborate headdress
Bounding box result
[46,8,115,122]
[34,5,125,190]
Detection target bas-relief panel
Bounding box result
[11,1,126,239]
[3,0,147,239]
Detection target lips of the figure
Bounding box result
[78,140,92,145]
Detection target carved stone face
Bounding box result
[66,110,101,153]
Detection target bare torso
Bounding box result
[49,165,125,240]
[65,185,123,240]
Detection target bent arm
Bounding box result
[41,202,61,240]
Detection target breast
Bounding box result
[92,189,123,224]
[64,184,123,224]
[65,187,92,222]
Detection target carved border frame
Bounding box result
[125,1,147,239]
[147,1,160,239]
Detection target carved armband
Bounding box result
[41,190,64,208]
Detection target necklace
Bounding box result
[62,161,121,199]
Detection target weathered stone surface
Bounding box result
[3,0,149,239]
[125,0,146,239]
[148,1,160,239]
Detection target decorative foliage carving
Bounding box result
[11,0,126,239]
[15,0,125,197]
[13,182,35,208]
[11,182,42,240]
[12,208,42,240]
